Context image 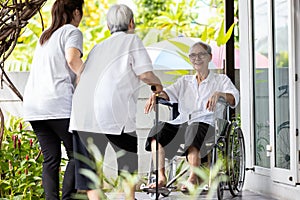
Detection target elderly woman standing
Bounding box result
[23,0,84,199]
[69,4,162,199]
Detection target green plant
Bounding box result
[74,138,141,200]
[255,122,270,167]
[276,51,289,67]
[134,0,172,27]
[5,0,114,71]
[0,114,44,199]
[150,0,199,37]
[183,159,227,199]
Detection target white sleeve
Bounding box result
[130,35,153,75]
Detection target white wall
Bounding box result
[0,72,28,118]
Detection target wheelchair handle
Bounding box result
[151,85,176,107]
[157,97,175,107]
[217,96,228,106]
[151,85,157,92]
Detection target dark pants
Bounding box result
[145,122,215,159]
[30,119,76,200]
[73,131,138,190]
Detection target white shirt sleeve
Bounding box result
[65,28,83,57]
[130,35,153,75]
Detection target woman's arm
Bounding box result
[138,71,163,92]
[66,47,83,84]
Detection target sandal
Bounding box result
[146,179,167,189]
[180,177,203,194]
[180,182,196,194]
[180,185,190,194]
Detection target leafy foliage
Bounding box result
[5,0,239,71]
[74,138,140,200]
[5,0,115,71]
[134,0,172,26]
[0,114,69,199]
[0,115,44,198]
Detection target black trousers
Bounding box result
[145,122,215,159]
[30,119,76,200]
[73,131,138,190]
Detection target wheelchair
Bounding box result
[141,97,246,200]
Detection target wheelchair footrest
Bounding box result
[141,186,171,194]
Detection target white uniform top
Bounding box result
[165,71,240,126]
[69,32,153,135]
[23,24,83,121]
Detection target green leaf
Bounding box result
[164,70,189,75]
[142,29,161,46]
[223,22,235,44]
[177,50,190,63]
[201,26,208,42]
[168,40,190,53]
[33,176,42,181]
[216,20,225,46]
[216,20,235,46]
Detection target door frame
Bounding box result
[269,0,297,185]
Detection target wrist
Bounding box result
[155,84,163,92]
[158,91,164,97]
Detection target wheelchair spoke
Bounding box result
[226,126,245,197]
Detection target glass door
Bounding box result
[273,0,290,170]
[253,0,270,169]
[253,0,297,185]
[271,0,297,185]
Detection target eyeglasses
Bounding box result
[189,52,209,60]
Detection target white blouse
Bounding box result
[165,71,240,126]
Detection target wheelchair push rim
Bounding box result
[226,124,246,196]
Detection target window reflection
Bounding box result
[253,0,270,168]
[274,0,290,169]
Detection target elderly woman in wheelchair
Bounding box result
[144,41,239,193]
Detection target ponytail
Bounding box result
[40,0,84,45]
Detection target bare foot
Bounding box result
[180,177,199,192]
[148,177,167,188]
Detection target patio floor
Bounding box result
[106,190,278,200]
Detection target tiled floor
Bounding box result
[106,190,278,200]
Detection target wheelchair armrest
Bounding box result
[156,97,179,120]
[217,96,228,105]
[157,97,175,107]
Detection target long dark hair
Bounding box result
[40,0,84,45]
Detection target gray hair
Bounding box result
[107,4,134,34]
[189,41,212,55]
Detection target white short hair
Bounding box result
[189,41,212,55]
[107,4,133,34]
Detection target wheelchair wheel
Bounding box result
[226,124,245,196]
[217,181,225,200]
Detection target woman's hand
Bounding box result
[206,92,221,112]
[144,93,157,114]
[144,91,169,114]
[206,92,235,111]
